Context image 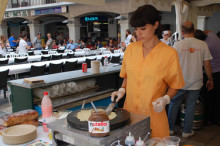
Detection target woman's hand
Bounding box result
[152,95,170,113]
[111,88,126,102]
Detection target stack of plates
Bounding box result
[2,124,37,145]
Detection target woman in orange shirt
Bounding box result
[111,5,185,138]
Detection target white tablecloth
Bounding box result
[0,51,90,64]
[0,53,124,75]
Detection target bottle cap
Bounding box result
[43,92,48,95]
[105,56,107,58]
[135,137,145,146]
[125,132,135,145]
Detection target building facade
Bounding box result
[0,0,220,43]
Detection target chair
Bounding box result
[18,53,29,57]
[41,50,49,54]
[14,57,28,64]
[57,49,65,53]
[30,64,46,77]
[75,49,83,52]
[85,58,97,68]
[48,51,58,54]
[0,59,9,65]
[102,51,112,54]
[67,53,75,58]
[83,48,90,52]
[111,55,121,63]
[59,46,65,50]
[63,61,78,72]
[34,50,42,55]
[0,69,9,98]
[65,50,73,53]
[51,54,62,60]
[41,55,51,61]
[99,47,107,51]
[101,56,110,66]
[114,50,121,53]
[28,51,34,56]
[6,53,18,58]
[48,62,63,74]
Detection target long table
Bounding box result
[0,52,88,64]
[0,53,123,75]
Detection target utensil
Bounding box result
[90,101,98,112]
[81,100,86,110]
[106,96,117,116]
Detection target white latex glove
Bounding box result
[111,88,126,102]
[152,95,170,113]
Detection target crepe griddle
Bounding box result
[67,107,130,131]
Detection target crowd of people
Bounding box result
[0,30,139,58]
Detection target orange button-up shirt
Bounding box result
[120,41,185,138]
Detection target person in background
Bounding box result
[66,40,75,50]
[74,40,81,49]
[17,31,30,53]
[63,39,68,49]
[106,38,115,52]
[125,29,132,47]
[111,5,185,138]
[0,34,7,58]
[26,39,32,48]
[8,33,18,50]
[130,31,137,43]
[160,30,171,45]
[80,40,87,49]
[194,29,220,126]
[45,33,53,49]
[168,22,213,138]
[33,32,42,50]
[95,40,103,49]
[120,42,126,52]
[51,41,58,49]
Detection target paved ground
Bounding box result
[0,91,220,146]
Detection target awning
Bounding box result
[57,0,105,6]
[0,0,8,25]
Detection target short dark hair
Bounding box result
[20,31,27,38]
[194,29,207,41]
[129,5,162,35]
[181,23,194,34]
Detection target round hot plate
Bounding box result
[67,107,130,131]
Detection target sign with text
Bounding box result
[31,6,67,16]
[81,16,108,22]
[4,11,28,18]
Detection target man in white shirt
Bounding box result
[168,21,213,138]
[17,31,30,53]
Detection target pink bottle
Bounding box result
[41,92,52,132]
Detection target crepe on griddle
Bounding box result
[76,109,116,121]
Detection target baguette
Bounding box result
[20,119,39,127]
[0,109,38,127]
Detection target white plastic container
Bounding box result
[125,132,135,146]
[163,136,180,146]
